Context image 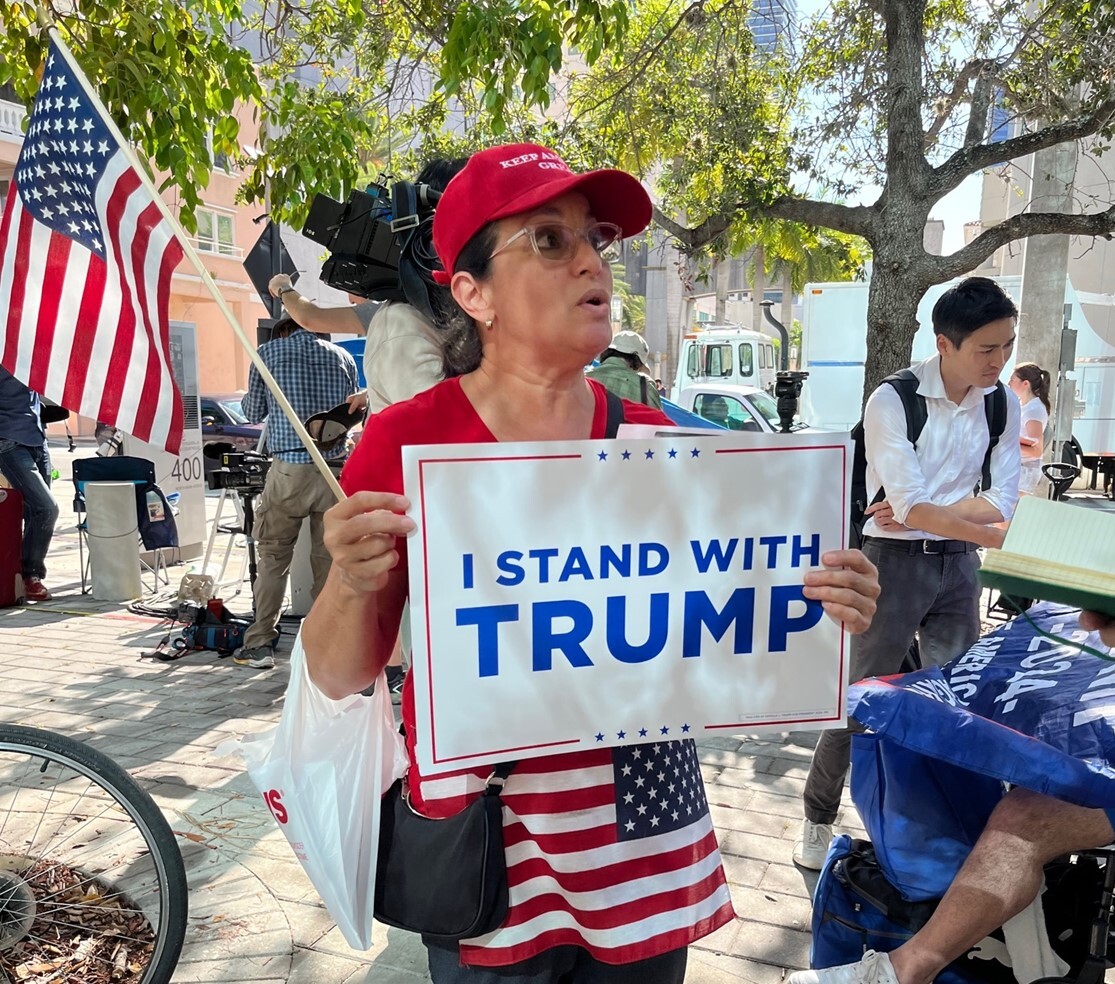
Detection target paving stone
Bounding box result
[287,946,370,983]
[686,948,795,984]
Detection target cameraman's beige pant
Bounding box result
[243,459,340,650]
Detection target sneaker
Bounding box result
[233,646,275,669]
[23,577,52,602]
[788,950,900,984]
[385,665,406,700]
[792,818,833,870]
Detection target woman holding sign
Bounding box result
[302,143,881,983]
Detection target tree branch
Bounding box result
[652,196,874,251]
[923,59,988,152]
[931,98,1115,197]
[929,205,1115,281]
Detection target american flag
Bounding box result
[410,734,736,966]
[0,37,185,454]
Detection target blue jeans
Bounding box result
[0,439,59,579]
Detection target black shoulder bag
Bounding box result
[372,390,627,942]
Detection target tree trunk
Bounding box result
[714,256,729,321]
[781,268,793,365]
[752,245,766,333]
[862,260,930,408]
[1017,138,1078,460]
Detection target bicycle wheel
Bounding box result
[0,724,188,983]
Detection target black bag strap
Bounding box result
[639,375,648,406]
[604,389,625,439]
[483,761,517,797]
[980,381,1007,491]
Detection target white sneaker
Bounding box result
[792,818,833,869]
[788,950,900,984]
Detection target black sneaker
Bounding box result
[385,665,406,702]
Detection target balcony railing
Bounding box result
[0,100,27,143]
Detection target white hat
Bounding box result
[609,331,650,367]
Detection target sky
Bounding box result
[791,0,983,255]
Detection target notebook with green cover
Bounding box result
[979,496,1115,617]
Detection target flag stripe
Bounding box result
[61,246,106,413]
[26,230,71,392]
[0,194,29,369]
[97,167,142,433]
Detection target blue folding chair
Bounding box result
[72,456,178,593]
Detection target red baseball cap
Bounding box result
[431,143,652,284]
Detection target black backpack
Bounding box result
[849,369,1007,549]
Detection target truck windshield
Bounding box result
[749,390,785,429]
[693,343,733,377]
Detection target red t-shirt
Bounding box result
[341,377,734,966]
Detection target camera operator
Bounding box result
[272,158,467,416]
[276,157,467,695]
[235,316,359,669]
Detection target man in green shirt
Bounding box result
[586,331,663,409]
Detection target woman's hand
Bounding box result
[1080,611,1115,648]
[803,549,880,635]
[323,491,415,595]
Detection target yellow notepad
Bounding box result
[979,497,1115,617]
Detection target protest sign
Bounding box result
[403,430,851,776]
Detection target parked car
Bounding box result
[200,394,263,452]
[674,382,812,433]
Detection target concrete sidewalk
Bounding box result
[0,440,870,983]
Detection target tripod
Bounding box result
[200,484,263,598]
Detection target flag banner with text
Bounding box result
[403,430,851,775]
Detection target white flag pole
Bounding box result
[40,24,346,501]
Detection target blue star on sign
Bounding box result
[617,730,626,739]
[639,727,648,737]
[690,448,701,458]
[595,732,605,742]
[660,725,670,735]
[621,450,632,460]
[644,449,654,460]
[681,723,691,733]
[668,448,678,459]
[598,450,608,461]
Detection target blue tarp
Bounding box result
[848,603,1114,900]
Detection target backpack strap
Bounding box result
[980,381,1007,491]
[604,389,626,439]
[865,370,928,510]
[885,369,928,447]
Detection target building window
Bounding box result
[196,208,236,255]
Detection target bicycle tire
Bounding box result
[0,723,188,983]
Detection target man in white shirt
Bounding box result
[794,276,1022,870]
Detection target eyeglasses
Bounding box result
[489,221,623,263]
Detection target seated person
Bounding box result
[700,395,730,427]
[792,610,1115,984]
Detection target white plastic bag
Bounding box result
[234,628,408,949]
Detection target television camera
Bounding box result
[204,446,272,494]
[302,178,442,321]
[774,370,810,434]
